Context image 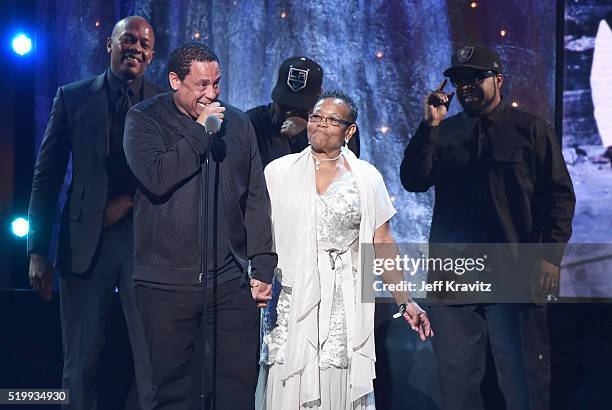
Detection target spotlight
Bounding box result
[10,217,29,238]
[11,33,33,56]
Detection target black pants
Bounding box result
[59,215,152,410]
[429,304,550,410]
[135,277,260,410]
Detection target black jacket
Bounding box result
[247,103,361,167]
[124,93,277,285]
[400,103,575,266]
[28,72,162,273]
[247,103,309,167]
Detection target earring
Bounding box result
[344,138,349,147]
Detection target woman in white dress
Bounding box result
[261,91,433,410]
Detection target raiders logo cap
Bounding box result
[443,45,502,77]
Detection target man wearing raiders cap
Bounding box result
[248,56,359,167]
[401,45,575,409]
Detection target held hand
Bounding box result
[280,116,307,139]
[250,278,272,308]
[29,253,53,301]
[424,79,454,127]
[104,195,133,228]
[402,301,434,341]
[531,258,560,302]
[196,101,225,127]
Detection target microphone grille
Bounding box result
[204,115,222,134]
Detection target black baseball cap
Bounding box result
[271,56,323,110]
[443,45,502,77]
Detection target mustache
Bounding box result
[459,89,484,99]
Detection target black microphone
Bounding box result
[204,115,222,135]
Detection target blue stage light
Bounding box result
[10,217,29,238]
[11,33,33,56]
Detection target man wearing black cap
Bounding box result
[248,56,359,167]
[400,45,575,410]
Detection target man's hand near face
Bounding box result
[425,79,454,127]
[280,116,307,139]
[196,101,225,127]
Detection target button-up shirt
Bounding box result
[401,102,575,265]
[106,68,143,199]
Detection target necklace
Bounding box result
[311,150,343,171]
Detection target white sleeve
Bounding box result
[374,171,397,229]
[263,164,277,253]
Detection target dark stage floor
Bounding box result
[1,290,611,410]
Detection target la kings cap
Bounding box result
[271,56,323,110]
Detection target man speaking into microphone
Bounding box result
[124,41,277,410]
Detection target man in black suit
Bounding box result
[27,16,162,410]
[124,41,276,410]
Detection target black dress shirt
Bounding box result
[106,69,143,199]
[401,102,575,266]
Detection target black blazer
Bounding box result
[28,71,163,274]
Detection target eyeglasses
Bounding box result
[450,71,497,88]
[308,114,353,127]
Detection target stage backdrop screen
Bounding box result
[561,0,612,300]
[34,0,557,244]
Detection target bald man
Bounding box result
[28,16,163,409]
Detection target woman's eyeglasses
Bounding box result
[308,114,353,127]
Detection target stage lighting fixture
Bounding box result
[11,33,33,56]
[10,217,29,238]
